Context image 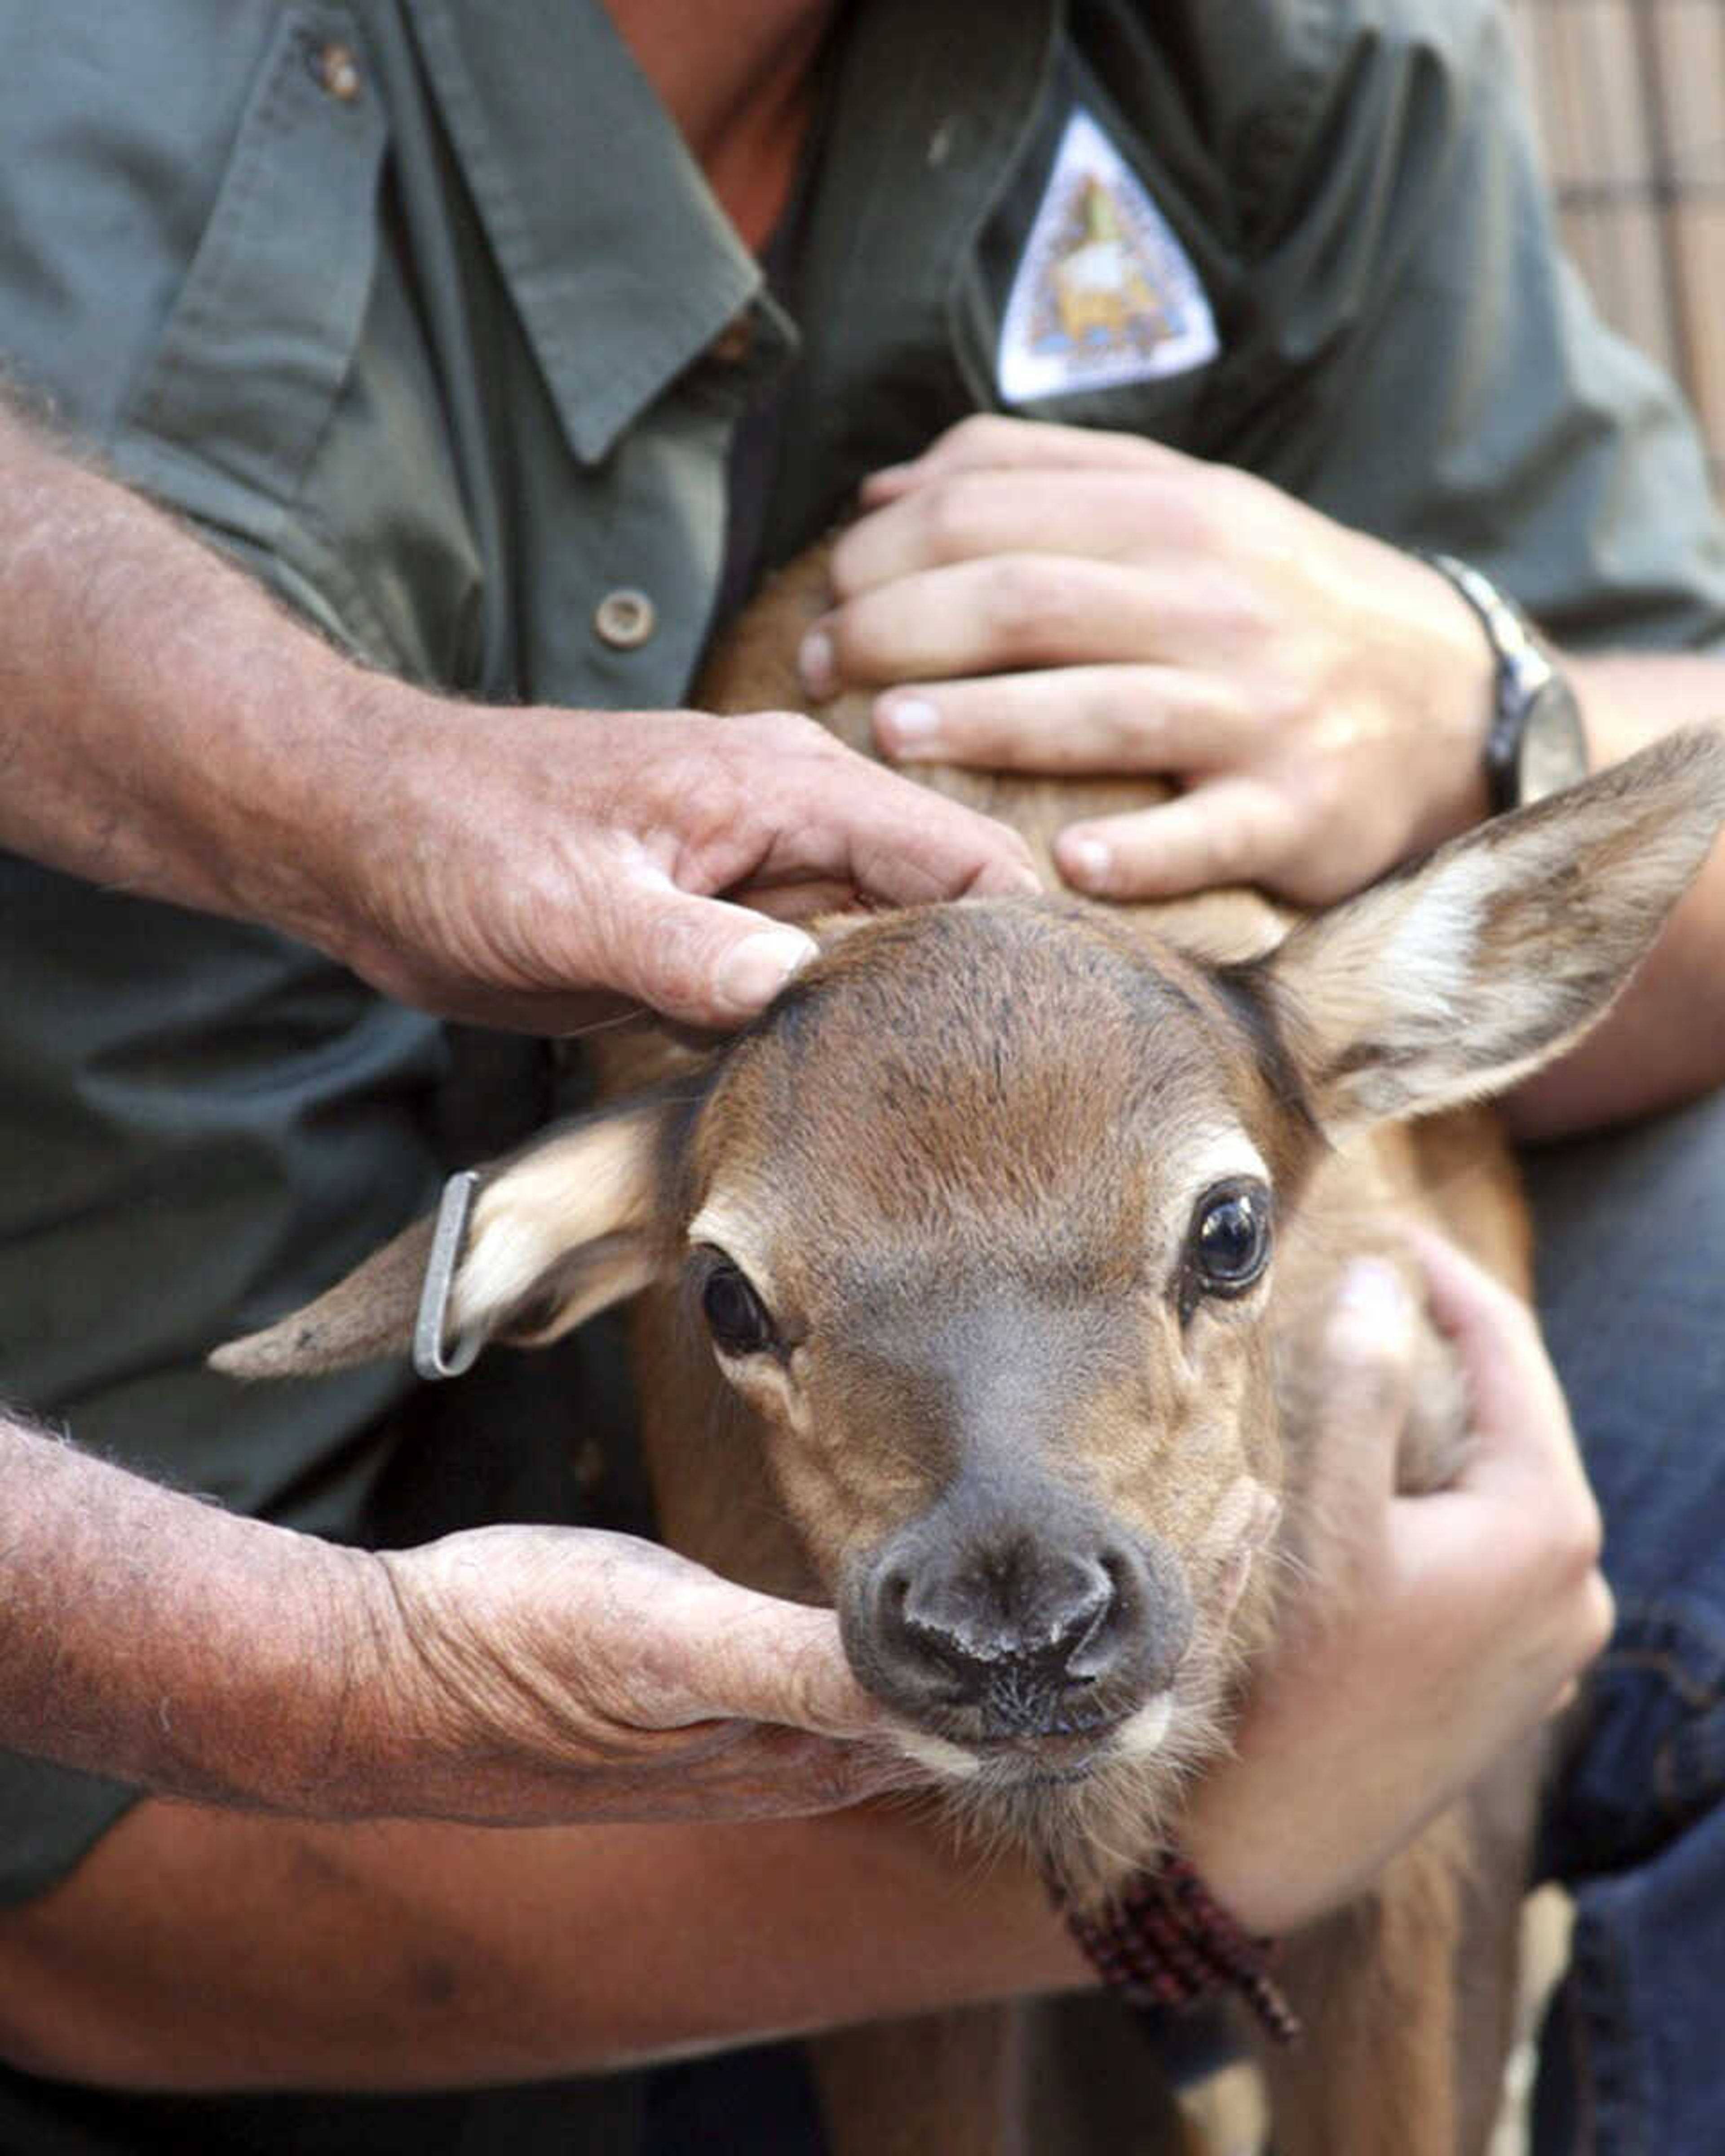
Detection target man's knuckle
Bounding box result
[1299,755,1351,831]
[921,473,995,560]
[778,707,836,755]
[947,412,1013,461]
[1081,676,1159,761]
[1254,675,1313,747]
[741,708,829,765]
[1197,562,1278,656]
[1486,1291,1549,1378]
[1522,1481,1605,1609]
[1561,1489,1606,1576]
[646,909,714,1011]
[1580,1574,1617,1660]
[1190,813,1255,888]
[984,557,1080,651]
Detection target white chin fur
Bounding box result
[1112,1691,1175,1760]
[893,1729,984,1780]
[893,1691,1176,1780]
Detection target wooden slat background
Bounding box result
[1505,0,1725,492]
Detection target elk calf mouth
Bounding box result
[838,1485,1199,1789]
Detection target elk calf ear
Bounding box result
[211,1093,686,1379]
[1264,729,1725,1141]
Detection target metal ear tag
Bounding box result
[413,1170,485,1381]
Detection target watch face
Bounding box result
[1517,677,1588,805]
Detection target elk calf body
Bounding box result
[219,552,1725,2152]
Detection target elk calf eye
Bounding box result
[700,1259,777,1357]
[1192,1180,1272,1295]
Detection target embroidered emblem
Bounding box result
[997,108,1219,404]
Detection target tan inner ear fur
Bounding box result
[1267,728,1725,1137]
[209,1093,691,1380]
[450,1100,677,1342]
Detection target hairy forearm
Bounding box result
[0,1409,402,1812]
[0,1797,1086,2090]
[0,402,402,958]
[1506,663,1725,1138]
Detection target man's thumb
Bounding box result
[620,889,818,1028]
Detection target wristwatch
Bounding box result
[1426,553,1588,813]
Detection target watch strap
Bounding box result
[1425,552,1565,815]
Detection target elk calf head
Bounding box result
[217,734,1725,1869]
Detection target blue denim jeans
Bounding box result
[1523,1089,1725,2155]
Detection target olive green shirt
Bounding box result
[0,0,1721,2145]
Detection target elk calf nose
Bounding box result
[851,1514,1193,1738]
[900,1555,1113,1718]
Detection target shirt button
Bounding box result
[593,588,657,650]
[708,313,755,367]
[311,40,362,102]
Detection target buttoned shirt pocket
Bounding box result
[111,7,388,639]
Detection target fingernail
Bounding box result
[798,629,837,700]
[876,697,942,755]
[1332,1258,1410,1335]
[1060,835,1113,892]
[714,929,816,1016]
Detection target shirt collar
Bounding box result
[409,0,790,467]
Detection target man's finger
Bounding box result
[806,769,1043,904]
[1307,1259,1419,1544]
[799,556,1175,696]
[1055,778,1297,898]
[601,879,818,1028]
[858,415,1181,505]
[834,466,1205,596]
[603,784,1039,1028]
[872,665,1251,775]
[654,1584,888,1740]
[694,723,1042,903]
[1401,1226,1572,1473]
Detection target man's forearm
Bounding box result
[1507,663,1725,1138]
[0,1796,1086,2090]
[0,401,1039,1032]
[0,1409,401,1812]
[0,402,394,958]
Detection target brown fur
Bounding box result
[615,555,1536,2154]
[215,546,1725,2154]
[608,553,1720,2150]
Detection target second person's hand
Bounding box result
[803,414,1499,906]
[1181,1229,1610,1937]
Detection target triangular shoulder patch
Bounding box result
[997,108,1219,404]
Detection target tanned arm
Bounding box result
[0,1241,1603,2092]
[0,1406,922,1824]
[0,1799,1084,2091]
[0,403,1036,1036]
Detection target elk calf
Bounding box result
[218,553,1725,2153]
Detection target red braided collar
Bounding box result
[1057,1853,1300,2046]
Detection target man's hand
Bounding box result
[321,698,1040,1035]
[799,415,1495,905]
[0,402,1038,1039]
[0,1411,917,1826]
[368,1525,918,1824]
[1182,1231,1611,1937]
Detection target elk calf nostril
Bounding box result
[1100,1541,1194,1698]
[887,1550,1129,1712]
[1039,1571,1114,1670]
[850,1516,1194,1732]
